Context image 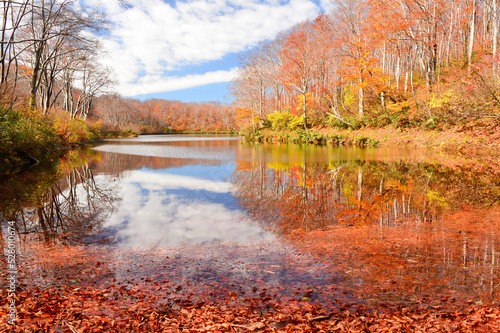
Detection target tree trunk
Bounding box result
[29,46,43,109]
[0,1,9,84]
[302,88,308,130]
[468,0,477,73]
[358,85,364,117]
[493,0,498,75]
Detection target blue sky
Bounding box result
[90,0,334,103]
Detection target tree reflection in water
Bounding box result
[232,155,500,304]
[34,164,119,244]
[1,160,119,245]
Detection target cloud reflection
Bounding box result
[105,170,270,247]
[94,144,234,161]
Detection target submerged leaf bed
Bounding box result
[2,225,500,332]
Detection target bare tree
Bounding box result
[73,60,114,120]
[60,48,115,120]
[17,0,107,112]
[0,0,30,94]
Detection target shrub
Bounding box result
[327,116,350,129]
[0,106,108,171]
[0,106,61,169]
[267,111,293,130]
[305,131,325,144]
[326,133,345,145]
[424,116,442,130]
[352,136,380,147]
[51,113,96,145]
[288,116,305,130]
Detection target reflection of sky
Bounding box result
[93,144,235,161]
[140,164,235,182]
[105,168,270,247]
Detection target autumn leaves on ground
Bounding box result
[2,207,500,332]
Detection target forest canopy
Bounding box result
[230,0,500,132]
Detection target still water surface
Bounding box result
[1,135,499,308]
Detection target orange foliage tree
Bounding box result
[231,0,500,127]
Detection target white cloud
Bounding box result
[89,0,321,96]
[122,68,239,96]
[319,0,335,13]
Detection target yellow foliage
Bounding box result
[342,182,354,198]
[288,115,304,130]
[387,100,412,113]
[267,111,293,130]
[429,91,453,109]
[52,114,94,144]
[343,85,356,107]
[426,190,449,208]
[294,92,317,113]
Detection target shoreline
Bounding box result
[245,123,500,155]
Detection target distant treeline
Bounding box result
[91,96,237,134]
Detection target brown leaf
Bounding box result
[309,315,331,322]
[232,322,266,331]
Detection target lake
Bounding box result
[1,135,499,311]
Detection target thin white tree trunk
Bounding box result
[493,0,498,74]
[468,0,477,73]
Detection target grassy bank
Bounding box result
[247,127,381,147]
[244,117,500,153]
[0,106,126,173]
